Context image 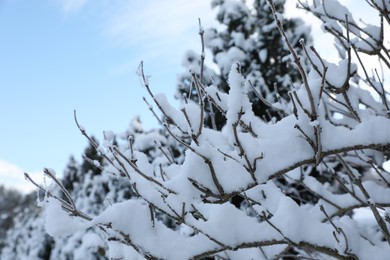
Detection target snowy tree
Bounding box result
[0,186,35,251]
[1,154,107,260]
[0,198,55,260]
[23,0,390,259]
[177,0,311,129]
[1,117,177,260]
[1,143,108,259]
[177,0,326,211]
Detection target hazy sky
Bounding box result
[0,0,378,192]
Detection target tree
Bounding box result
[0,186,34,251]
[23,0,390,259]
[177,0,318,212]
[1,143,107,260]
[1,155,106,260]
[1,117,176,259]
[0,197,55,260]
[177,0,311,129]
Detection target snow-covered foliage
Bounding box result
[1,120,177,260]
[15,0,390,259]
[177,0,311,128]
[1,151,110,259]
[1,203,55,260]
[0,186,35,252]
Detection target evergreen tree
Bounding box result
[1,150,108,259]
[81,136,104,176]
[0,200,54,260]
[62,156,79,193]
[177,0,311,128]
[1,117,175,259]
[0,186,34,251]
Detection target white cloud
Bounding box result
[56,0,89,13]
[0,160,44,193]
[71,0,217,78]
[52,0,389,88]
[105,1,216,47]
[50,0,218,76]
[102,0,218,65]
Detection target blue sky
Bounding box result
[0,0,217,192]
[0,0,376,192]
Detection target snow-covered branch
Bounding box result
[23,0,390,259]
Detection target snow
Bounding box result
[78,124,85,132]
[154,93,188,131]
[9,0,390,259]
[38,65,390,258]
[181,101,202,135]
[227,63,247,118]
[370,0,390,11]
[103,130,114,142]
[215,47,246,75]
[259,49,267,63]
[213,0,249,25]
[204,84,229,112]
[321,115,390,151]
[43,198,90,237]
[92,200,218,260]
[97,146,105,155]
[72,232,105,260]
[321,0,356,24]
[45,168,56,177]
[92,160,100,167]
[133,131,166,151]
